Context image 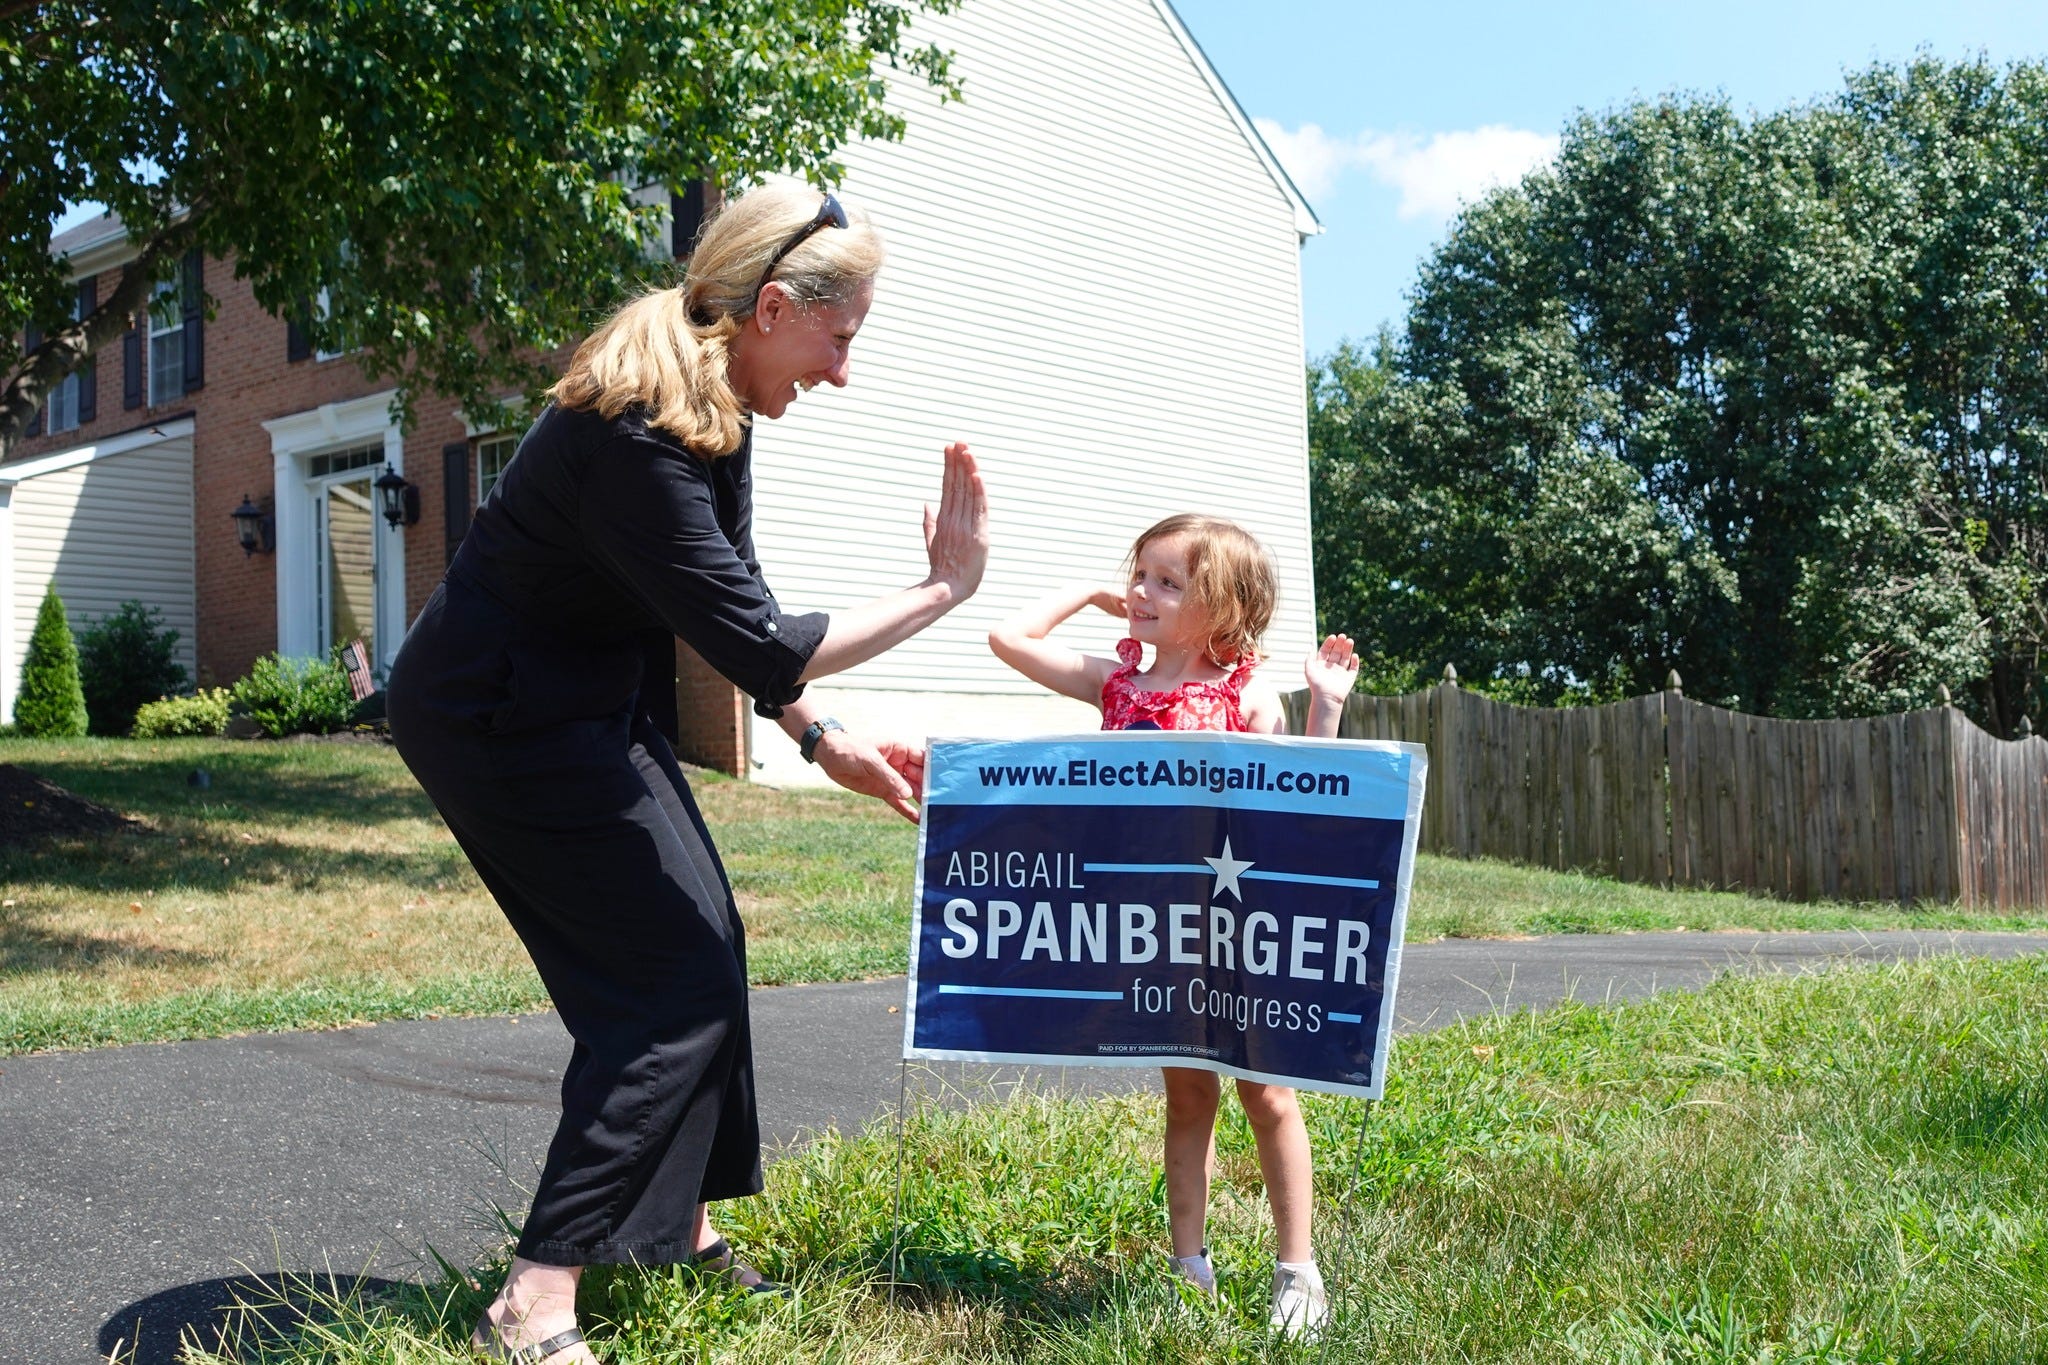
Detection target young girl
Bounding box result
[988,512,1359,1336]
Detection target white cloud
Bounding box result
[1250,120,1357,202]
[1255,119,1559,221]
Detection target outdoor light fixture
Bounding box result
[230,494,276,556]
[374,464,420,529]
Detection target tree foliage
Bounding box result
[76,598,187,735]
[1,0,959,451]
[1312,58,2048,736]
[15,585,88,737]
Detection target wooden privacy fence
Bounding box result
[1284,675,2048,908]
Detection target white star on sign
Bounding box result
[1203,838,1256,901]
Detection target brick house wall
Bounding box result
[11,253,465,688]
[12,238,752,772]
[674,642,749,773]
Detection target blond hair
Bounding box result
[549,182,884,454]
[1128,514,1278,666]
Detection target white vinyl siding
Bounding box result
[3,436,197,721]
[748,0,1315,711]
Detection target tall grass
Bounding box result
[177,954,2048,1363]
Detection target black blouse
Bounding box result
[446,403,828,726]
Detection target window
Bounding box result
[148,277,183,405]
[308,443,382,478]
[314,241,357,360]
[45,369,80,435]
[313,286,347,362]
[44,280,94,435]
[476,433,518,504]
[620,170,674,265]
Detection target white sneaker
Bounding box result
[1172,1246,1217,1297]
[1269,1261,1329,1337]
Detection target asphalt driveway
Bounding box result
[5,929,2043,1365]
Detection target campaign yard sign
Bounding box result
[902,732,1427,1098]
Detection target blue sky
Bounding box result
[1168,0,2048,356]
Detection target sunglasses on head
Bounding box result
[753,191,848,305]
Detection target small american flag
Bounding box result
[339,639,376,702]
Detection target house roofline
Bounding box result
[59,233,140,280]
[47,207,188,281]
[0,414,195,484]
[1149,0,1323,241]
[50,215,129,259]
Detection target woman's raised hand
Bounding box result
[793,443,987,684]
[923,442,989,600]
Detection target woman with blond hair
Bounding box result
[388,182,987,1364]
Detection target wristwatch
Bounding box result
[799,716,846,763]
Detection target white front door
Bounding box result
[314,473,379,663]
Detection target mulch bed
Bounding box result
[276,728,395,745]
[0,763,147,846]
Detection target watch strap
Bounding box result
[800,716,846,763]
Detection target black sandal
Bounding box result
[471,1323,588,1365]
[687,1237,791,1296]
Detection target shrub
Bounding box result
[230,653,357,737]
[15,586,88,738]
[78,600,189,736]
[132,688,233,738]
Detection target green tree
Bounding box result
[1311,58,2046,735]
[1,0,959,454]
[15,585,88,737]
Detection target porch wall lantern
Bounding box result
[375,464,421,529]
[230,494,276,556]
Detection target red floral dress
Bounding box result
[1100,637,1257,732]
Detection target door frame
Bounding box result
[261,391,408,675]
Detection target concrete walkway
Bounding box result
[6,929,2044,1364]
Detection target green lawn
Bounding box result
[1,736,2042,1054]
[184,953,2048,1362]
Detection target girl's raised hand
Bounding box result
[922,442,989,600]
[1305,633,1361,702]
[1090,586,1129,618]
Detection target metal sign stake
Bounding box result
[886,1058,912,1310]
[1314,1096,1378,1363]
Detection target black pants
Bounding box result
[391,599,761,1264]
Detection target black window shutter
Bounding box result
[671,180,709,259]
[24,325,43,437]
[122,323,142,409]
[180,249,204,391]
[442,440,472,563]
[75,277,97,424]
[286,304,313,363]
